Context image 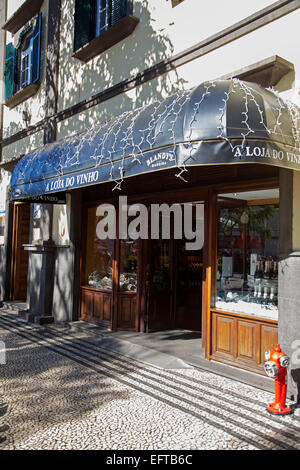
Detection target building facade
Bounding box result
[1,0,300,400]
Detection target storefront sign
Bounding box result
[15,193,66,204]
[146,152,175,168]
[233,145,300,164]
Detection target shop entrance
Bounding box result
[146,202,204,333]
[10,203,30,301]
[80,198,205,334]
[174,238,203,331]
[147,238,173,331]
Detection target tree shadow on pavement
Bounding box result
[0,403,8,445]
[0,330,132,449]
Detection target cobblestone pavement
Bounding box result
[0,310,300,450]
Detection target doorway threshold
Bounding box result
[66,322,274,393]
[1,300,28,312]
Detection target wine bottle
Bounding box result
[268,258,274,279]
[264,258,269,279]
[254,261,260,279]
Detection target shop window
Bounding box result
[4,13,42,108]
[84,206,114,291]
[119,239,138,292]
[73,0,139,62]
[216,189,279,321]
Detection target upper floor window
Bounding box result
[95,0,110,36]
[73,0,138,62]
[74,0,128,51]
[20,33,33,89]
[4,13,42,108]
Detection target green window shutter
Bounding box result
[74,0,96,51]
[4,43,15,100]
[111,0,127,26]
[31,13,42,83]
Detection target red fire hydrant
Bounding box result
[264,344,293,415]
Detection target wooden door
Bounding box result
[11,203,30,300]
[117,293,137,330]
[116,238,139,331]
[146,238,173,331]
[174,239,203,332]
[80,287,113,327]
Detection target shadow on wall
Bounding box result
[52,248,74,323]
[58,0,188,138]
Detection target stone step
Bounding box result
[1,301,28,312]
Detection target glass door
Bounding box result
[175,239,203,331]
[116,238,139,330]
[147,238,173,331]
[175,201,204,331]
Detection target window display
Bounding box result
[119,239,138,292]
[216,190,279,321]
[85,206,114,291]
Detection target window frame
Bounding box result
[214,188,280,322]
[73,0,139,63]
[4,13,42,109]
[95,0,110,37]
[20,35,33,89]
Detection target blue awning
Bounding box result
[11,79,300,200]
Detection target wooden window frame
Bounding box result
[205,180,280,372]
[73,14,139,63]
[2,0,43,34]
[4,14,42,109]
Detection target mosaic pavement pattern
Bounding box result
[0,310,300,450]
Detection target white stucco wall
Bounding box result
[57,2,300,140]
[151,0,276,58]
[0,169,9,211]
[1,130,44,161]
[57,0,278,112]
[0,169,10,245]
[52,198,71,246]
[0,0,10,236]
[3,1,300,155]
[7,0,26,18]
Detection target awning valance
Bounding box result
[11,79,300,200]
